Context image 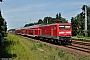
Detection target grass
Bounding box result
[72,36,90,40]
[0,33,90,60]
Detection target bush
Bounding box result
[58,50,65,58]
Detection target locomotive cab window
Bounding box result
[59,26,70,30]
[65,26,70,30]
[59,26,64,30]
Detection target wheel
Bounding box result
[58,40,62,45]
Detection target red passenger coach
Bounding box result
[19,27,28,35]
[15,28,22,34]
[26,25,40,37]
[39,23,72,44]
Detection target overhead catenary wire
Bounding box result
[61,1,90,14]
[61,8,81,14]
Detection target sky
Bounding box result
[0,0,90,30]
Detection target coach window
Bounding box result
[59,26,64,30]
[35,30,36,32]
[26,30,27,33]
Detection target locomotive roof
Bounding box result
[16,23,71,30]
[27,25,40,29]
[59,23,71,25]
[40,23,71,27]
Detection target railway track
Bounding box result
[17,34,90,55]
[65,39,90,53]
[72,39,90,46]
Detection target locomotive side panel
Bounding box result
[39,23,72,44]
[40,25,57,38]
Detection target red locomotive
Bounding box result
[39,23,72,44]
[15,22,72,44]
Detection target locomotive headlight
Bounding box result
[66,32,71,34]
[59,32,64,34]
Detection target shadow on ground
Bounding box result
[0,39,17,59]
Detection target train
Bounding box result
[15,22,72,44]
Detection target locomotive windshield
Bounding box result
[59,26,64,30]
[65,26,70,30]
[59,26,70,30]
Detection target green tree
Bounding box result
[71,17,78,36]
[61,18,68,23]
[87,6,90,36]
[58,12,61,20]
[38,19,43,24]
[24,23,34,27]
[0,10,7,41]
[56,13,58,19]
[0,0,3,2]
[34,22,38,25]
[43,17,53,24]
[71,5,90,36]
[55,12,61,20]
[82,5,90,36]
[55,12,68,23]
[71,13,85,36]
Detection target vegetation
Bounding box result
[24,12,68,27]
[73,35,90,40]
[0,10,7,42]
[71,5,90,37]
[1,33,89,60]
[0,0,2,2]
[8,29,15,32]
